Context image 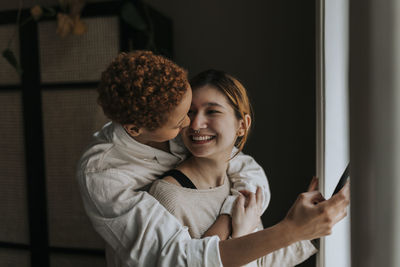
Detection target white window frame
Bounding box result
[316,0,351,266]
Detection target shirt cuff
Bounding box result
[293,240,318,261]
[187,235,222,267]
[219,195,238,216]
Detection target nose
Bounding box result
[190,112,207,131]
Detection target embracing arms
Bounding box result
[78,169,224,266]
[202,151,268,240]
[224,150,271,214]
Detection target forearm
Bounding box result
[202,214,232,240]
[219,221,295,267]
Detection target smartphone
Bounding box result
[332,163,350,196]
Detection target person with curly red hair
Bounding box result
[97,50,191,142]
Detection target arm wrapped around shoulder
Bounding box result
[224,149,271,216]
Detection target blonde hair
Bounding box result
[189,69,253,156]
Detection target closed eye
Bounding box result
[207,110,221,114]
[174,123,183,129]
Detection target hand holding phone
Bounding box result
[332,163,350,196]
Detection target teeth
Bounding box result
[192,135,214,141]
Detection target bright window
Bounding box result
[316,0,351,266]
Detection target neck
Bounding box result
[178,155,229,189]
[125,129,170,153]
[146,141,170,152]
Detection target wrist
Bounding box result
[220,214,231,220]
[231,224,255,238]
[276,219,299,246]
[231,229,244,239]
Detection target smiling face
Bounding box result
[182,85,245,160]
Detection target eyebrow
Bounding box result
[204,102,225,108]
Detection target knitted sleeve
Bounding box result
[149,180,179,216]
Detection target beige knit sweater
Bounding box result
[149,178,317,267]
[149,177,230,238]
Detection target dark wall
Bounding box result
[145,1,316,266]
[145,0,316,227]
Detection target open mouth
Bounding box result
[190,135,216,143]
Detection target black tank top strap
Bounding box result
[160,169,197,189]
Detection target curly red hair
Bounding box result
[98,51,188,130]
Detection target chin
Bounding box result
[188,148,212,158]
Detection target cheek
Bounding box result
[181,129,191,146]
[170,129,181,139]
[182,115,190,128]
[155,129,180,142]
[180,127,189,138]
[218,120,239,141]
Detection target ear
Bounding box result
[123,124,142,137]
[237,114,251,137]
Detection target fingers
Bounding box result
[255,187,262,203]
[236,194,245,206]
[339,180,350,197]
[329,182,350,207]
[234,194,245,214]
[239,190,252,197]
[247,190,256,208]
[307,176,319,192]
[334,205,348,224]
[311,192,326,205]
[255,187,263,214]
[239,190,256,213]
[239,190,252,207]
[239,188,263,215]
[299,190,324,203]
[287,184,350,240]
[318,183,350,226]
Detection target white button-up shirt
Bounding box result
[77,122,270,266]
